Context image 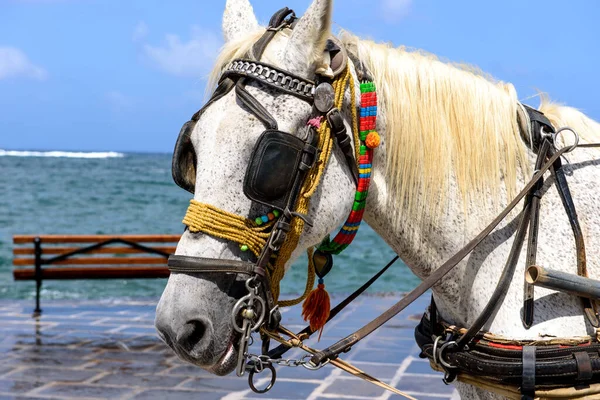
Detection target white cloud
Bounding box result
[132,21,149,42]
[0,47,47,81]
[143,26,221,78]
[381,0,413,21]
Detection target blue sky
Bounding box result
[1,0,598,153]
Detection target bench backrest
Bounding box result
[13,235,180,280]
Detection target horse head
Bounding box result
[155,0,359,376]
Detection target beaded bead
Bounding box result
[366,131,381,149]
[254,209,281,226]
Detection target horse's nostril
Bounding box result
[177,319,210,352]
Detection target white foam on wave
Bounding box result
[0,149,125,159]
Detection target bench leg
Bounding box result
[34,237,42,316]
[34,281,42,315]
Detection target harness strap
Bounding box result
[415,312,600,389]
[267,256,400,360]
[522,139,551,328]
[310,142,600,367]
[235,80,279,130]
[250,8,296,60]
[549,146,599,327]
[191,78,236,122]
[327,108,359,185]
[168,255,262,276]
[521,104,555,151]
[521,346,536,400]
[455,195,533,350]
[574,351,593,381]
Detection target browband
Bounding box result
[221,59,316,102]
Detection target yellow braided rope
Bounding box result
[277,248,317,307]
[182,65,357,307]
[183,201,273,258]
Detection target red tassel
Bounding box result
[302,280,331,340]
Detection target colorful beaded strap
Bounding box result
[317,81,379,255]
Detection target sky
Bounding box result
[0,0,599,153]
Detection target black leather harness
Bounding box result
[414,107,600,399]
[416,312,600,390]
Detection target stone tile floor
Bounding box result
[0,294,458,399]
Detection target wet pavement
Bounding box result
[0,295,458,399]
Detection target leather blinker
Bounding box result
[172,120,198,194]
[244,130,307,210]
[172,79,236,194]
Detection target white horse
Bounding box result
[155,0,600,398]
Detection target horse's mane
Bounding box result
[206,28,600,226]
[339,32,531,224]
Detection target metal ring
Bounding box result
[248,363,277,394]
[432,336,442,366]
[245,277,260,292]
[540,126,553,141]
[438,341,458,370]
[554,127,580,153]
[232,295,251,333]
[231,294,266,333]
[301,355,331,371]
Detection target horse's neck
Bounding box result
[365,127,600,340]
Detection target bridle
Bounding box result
[168,6,600,400]
[168,7,408,396]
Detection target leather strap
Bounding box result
[191,78,236,122]
[415,314,600,387]
[549,146,599,327]
[327,108,359,185]
[310,143,600,367]
[522,139,551,328]
[168,255,262,276]
[250,8,296,60]
[521,346,536,400]
[522,104,554,151]
[455,199,533,350]
[235,80,279,130]
[574,351,593,381]
[267,256,399,360]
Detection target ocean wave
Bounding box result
[0,149,125,159]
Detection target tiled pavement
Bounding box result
[0,295,459,400]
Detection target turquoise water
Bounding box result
[0,151,418,300]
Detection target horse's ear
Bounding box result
[222,0,260,43]
[283,0,333,76]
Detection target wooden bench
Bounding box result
[13,235,180,313]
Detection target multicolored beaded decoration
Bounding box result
[254,209,280,226]
[239,209,281,252]
[317,81,379,255]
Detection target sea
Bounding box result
[0,150,419,301]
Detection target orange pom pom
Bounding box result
[365,131,380,149]
[302,282,331,340]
